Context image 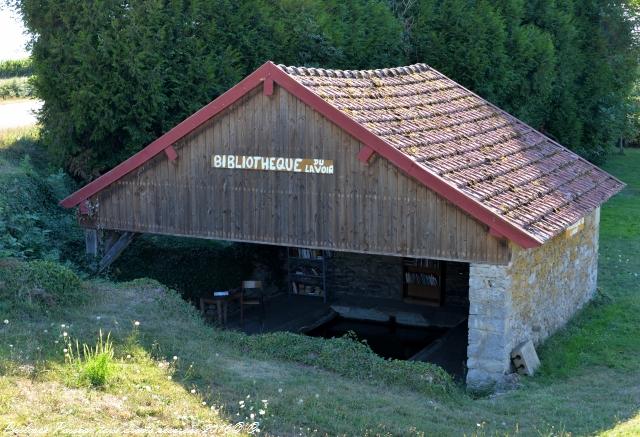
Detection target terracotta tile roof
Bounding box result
[279,63,624,243]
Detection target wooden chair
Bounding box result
[199,289,242,326]
[240,280,265,325]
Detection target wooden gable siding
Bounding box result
[92,84,510,264]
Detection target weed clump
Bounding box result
[65,330,114,387]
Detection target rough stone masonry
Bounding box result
[466,208,600,389]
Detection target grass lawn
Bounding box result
[0,128,639,435]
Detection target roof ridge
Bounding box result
[60,60,622,248]
[277,63,431,78]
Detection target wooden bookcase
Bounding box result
[402,258,445,306]
[287,248,330,302]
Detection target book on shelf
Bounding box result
[403,258,440,269]
[290,248,327,260]
[291,282,324,296]
[404,272,438,286]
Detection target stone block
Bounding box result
[468,316,506,334]
[465,368,497,392]
[511,340,540,376]
[469,300,495,316]
[467,329,507,358]
[467,357,509,374]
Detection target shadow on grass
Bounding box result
[1,147,639,435]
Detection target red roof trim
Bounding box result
[60,61,542,248]
[263,75,274,96]
[164,145,178,161]
[489,227,506,239]
[59,63,274,208]
[357,146,376,163]
[267,65,542,248]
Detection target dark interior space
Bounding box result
[110,235,285,303]
[307,315,448,361]
[111,237,470,378]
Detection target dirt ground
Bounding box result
[0,99,41,128]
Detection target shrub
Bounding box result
[65,330,115,387]
[112,236,282,303]
[0,58,33,78]
[0,128,83,264]
[0,259,84,309]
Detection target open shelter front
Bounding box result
[61,61,623,389]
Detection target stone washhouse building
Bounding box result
[61,61,624,388]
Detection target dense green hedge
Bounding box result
[406,0,639,162]
[9,0,639,177]
[0,58,32,78]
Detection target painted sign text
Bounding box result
[211,154,334,174]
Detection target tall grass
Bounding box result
[65,330,115,387]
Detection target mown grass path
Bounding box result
[0,98,41,129]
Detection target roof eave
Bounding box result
[59,61,277,208]
[61,60,544,249]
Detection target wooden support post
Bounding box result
[164,145,178,161]
[357,146,375,164]
[97,232,136,273]
[102,230,120,254]
[263,76,274,96]
[85,229,98,257]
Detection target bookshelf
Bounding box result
[287,248,330,302]
[402,258,445,306]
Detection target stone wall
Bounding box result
[326,252,469,305]
[327,252,403,299]
[466,208,600,389]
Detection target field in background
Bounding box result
[0,59,40,131]
[0,127,639,435]
[0,59,33,101]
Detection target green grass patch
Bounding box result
[64,330,115,387]
[0,259,84,313]
[0,140,639,434]
[535,150,640,379]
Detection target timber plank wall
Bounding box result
[91,85,510,264]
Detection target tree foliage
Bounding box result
[0,58,33,78]
[8,0,639,177]
[406,0,638,162]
